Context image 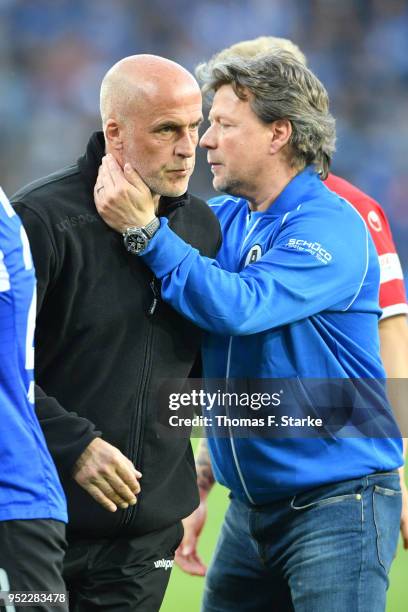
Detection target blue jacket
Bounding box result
[141,168,403,504]
[0,187,67,522]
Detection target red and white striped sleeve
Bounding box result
[324,173,408,319]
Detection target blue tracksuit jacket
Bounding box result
[141,167,403,504]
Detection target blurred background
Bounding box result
[1,0,408,270]
[1,1,407,609]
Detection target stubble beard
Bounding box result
[144,173,189,199]
[215,176,247,199]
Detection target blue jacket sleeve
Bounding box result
[141,210,372,336]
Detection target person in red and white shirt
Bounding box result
[325,173,408,320]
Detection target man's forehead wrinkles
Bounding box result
[149,108,203,126]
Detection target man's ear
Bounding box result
[104,119,123,151]
[269,119,292,155]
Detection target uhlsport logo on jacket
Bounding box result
[153,559,174,570]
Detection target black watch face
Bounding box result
[125,232,147,255]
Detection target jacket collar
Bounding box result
[77,131,105,191]
[78,131,190,214]
[252,166,323,218]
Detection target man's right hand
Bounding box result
[72,438,142,512]
[175,500,208,576]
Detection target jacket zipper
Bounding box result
[148,276,160,316]
[222,216,259,505]
[122,311,155,525]
[225,337,255,505]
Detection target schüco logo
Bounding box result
[286,238,332,264]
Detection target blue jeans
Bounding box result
[202,472,401,612]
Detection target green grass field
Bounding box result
[162,449,408,612]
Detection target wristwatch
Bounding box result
[123,217,160,255]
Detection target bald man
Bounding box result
[11,55,221,611]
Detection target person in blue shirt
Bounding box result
[93,53,402,612]
[0,186,67,610]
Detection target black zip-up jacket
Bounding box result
[12,132,222,537]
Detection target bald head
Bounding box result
[100,54,200,127]
[100,54,203,199]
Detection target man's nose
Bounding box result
[176,131,196,158]
[199,125,215,149]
